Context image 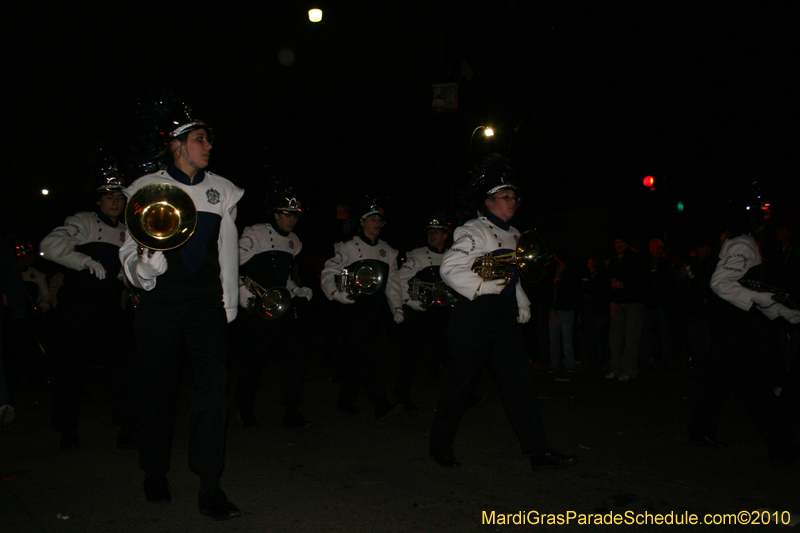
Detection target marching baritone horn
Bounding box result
[240,276,292,320]
[125,182,198,252]
[471,230,550,284]
[408,279,457,308]
[334,260,385,299]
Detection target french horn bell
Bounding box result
[334,260,385,298]
[125,182,197,251]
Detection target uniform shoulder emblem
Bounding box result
[206,188,221,205]
[380,248,387,257]
[289,240,295,250]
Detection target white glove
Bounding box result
[752,291,777,309]
[83,259,107,280]
[475,279,505,298]
[138,251,168,280]
[393,309,405,324]
[778,305,800,325]
[518,306,531,324]
[292,286,313,301]
[332,290,355,304]
[406,299,427,312]
[239,285,255,309]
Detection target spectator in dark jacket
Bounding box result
[548,252,582,373]
[606,236,648,381]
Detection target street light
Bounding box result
[308,9,322,22]
[469,126,495,166]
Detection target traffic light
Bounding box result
[643,175,655,189]
[677,200,684,213]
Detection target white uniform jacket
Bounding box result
[321,235,403,313]
[239,223,303,265]
[440,216,530,312]
[40,211,127,272]
[238,222,303,306]
[119,170,244,323]
[399,246,446,303]
[710,233,781,320]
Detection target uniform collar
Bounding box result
[269,223,290,238]
[427,245,445,254]
[167,164,206,185]
[359,234,380,246]
[485,211,510,231]
[96,209,119,228]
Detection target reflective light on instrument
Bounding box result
[41,189,49,195]
[308,9,322,22]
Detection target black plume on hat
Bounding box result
[349,191,385,224]
[90,148,126,193]
[426,213,452,232]
[455,153,517,224]
[129,90,211,176]
[265,172,302,213]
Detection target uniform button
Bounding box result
[358,255,362,258]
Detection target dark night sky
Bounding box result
[7,2,799,255]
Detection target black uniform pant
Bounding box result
[430,296,549,455]
[394,305,450,402]
[338,297,389,407]
[234,311,304,413]
[135,296,228,477]
[51,282,132,433]
[689,298,791,454]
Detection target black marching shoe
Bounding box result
[336,399,360,415]
[429,446,461,468]
[198,487,241,521]
[397,398,419,411]
[144,473,171,504]
[530,449,579,471]
[237,409,258,428]
[375,402,403,423]
[689,434,728,449]
[116,430,139,450]
[59,429,80,450]
[283,409,312,429]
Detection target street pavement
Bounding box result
[2,337,798,532]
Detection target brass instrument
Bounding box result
[126,183,197,251]
[408,279,456,308]
[738,279,797,308]
[241,276,292,320]
[471,230,550,284]
[334,260,385,298]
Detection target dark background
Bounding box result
[6,2,799,256]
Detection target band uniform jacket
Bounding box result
[711,233,782,321]
[238,222,303,305]
[440,216,530,313]
[119,170,244,323]
[321,235,403,313]
[40,211,127,274]
[399,245,446,305]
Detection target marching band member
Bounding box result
[40,156,130,450]
[395,215,452,409]
[120,102,242,520]
[429,155,578,471]
[689,209,800,464]
[234,182,312,430]
[320,198,404,422]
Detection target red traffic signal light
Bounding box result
[643,175,655,188]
